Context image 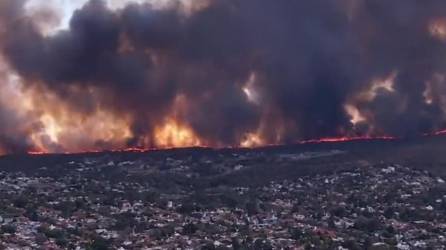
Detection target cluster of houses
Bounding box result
[0,150,445,249]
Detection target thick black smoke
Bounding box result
[0,105,31,153]
[2,0,446,150]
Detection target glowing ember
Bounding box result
[16,131,446,156]
[429,129,446,136]
[27,150,49,155]
[299,135,397,144]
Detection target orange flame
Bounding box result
[240,132,264,148]
[154,117,202,148]
[299,135,397,144]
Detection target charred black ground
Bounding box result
[2,135,446,178]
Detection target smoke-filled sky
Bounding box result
[1,0,446,154]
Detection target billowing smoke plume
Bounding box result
[1,0,446,153]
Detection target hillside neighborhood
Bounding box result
[0,147,445,249]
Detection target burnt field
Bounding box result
[1,135,446,184]
[0,137,446,249]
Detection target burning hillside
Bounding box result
[1,0,446,154]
